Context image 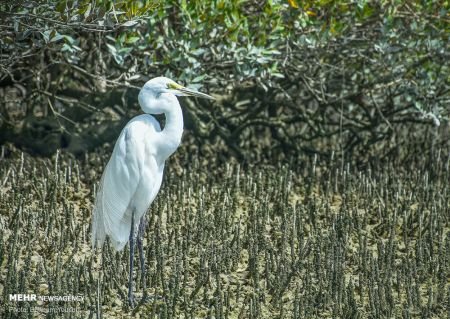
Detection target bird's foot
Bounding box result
[128,292,159,308]
[130,292,163,314]
[128,292,135,308]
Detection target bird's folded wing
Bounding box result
[92,127,143,250]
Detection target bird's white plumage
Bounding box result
[92,115,164,250]
[91,77,214,252]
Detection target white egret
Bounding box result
[91,77,214,307]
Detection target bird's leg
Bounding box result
[137,216,147,300]
[128,209,136,308]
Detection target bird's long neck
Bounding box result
[159,101,184,160]
[139,90,184,161]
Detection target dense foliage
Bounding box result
[1,0,449,162]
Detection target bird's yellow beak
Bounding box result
[167,82,215,100]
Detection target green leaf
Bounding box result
[41,30,52,43]
[192,74,206,83]
[126,36,140,44]
[50,33,64,43]
[122,20,139,27]
[62,35,75,44]
[106,43,117,54]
